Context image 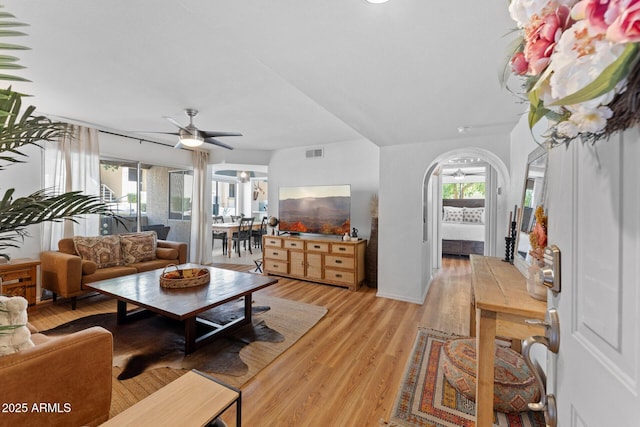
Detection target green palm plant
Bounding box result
[0,6,118,260]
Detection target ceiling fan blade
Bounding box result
[200,130,242,138]
[173,141,183,149]
[138,131,179,136]
[204,137,234,150]
[163,116,192,134]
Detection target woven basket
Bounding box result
[159,264,210,288]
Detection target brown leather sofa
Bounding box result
[41,235,188,309]
[0,326,113,426]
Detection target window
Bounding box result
[99,157,191,243]
[212,179,237,216]
[169,170,193,220]
[100,162,147,214]
[442,182,485,199]
[128,168,138,182]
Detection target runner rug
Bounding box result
[39,294,327,388]
[382,328,545,427]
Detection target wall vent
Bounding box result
[305,148,324,159]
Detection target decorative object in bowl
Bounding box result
[160,264,210,288]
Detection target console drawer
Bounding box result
[324,255,354,269]
[283,239,304,250]
[263,237,281,248]
[306,242,329,253]
[331,243,354,255]
[325,269,355,285]
[265,248,288,261]
[265,260,288,274]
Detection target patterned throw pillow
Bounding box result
[73,235,124,269]
[463,207,484,224]
[443,207,464,223]
[120,231,157,264]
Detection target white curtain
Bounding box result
[189,149,213,264]
[41,125,101,250]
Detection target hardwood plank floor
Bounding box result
[225,255,472,426]
[28,256,472,426]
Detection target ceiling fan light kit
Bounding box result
[179,128,204,147]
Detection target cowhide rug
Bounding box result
[42,298,284,380]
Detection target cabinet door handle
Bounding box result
[335,259,342,264]
[272,252,278,256]
[339,247,346,251]
[336,274,342,278]
[313,245,321,249]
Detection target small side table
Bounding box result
[101,370,241,426]
[253,258,263,273]
[0,258,40,308]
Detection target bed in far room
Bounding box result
[441,198,485,256]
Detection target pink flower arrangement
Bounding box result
[511,4,573,76]
[508,0,640,144]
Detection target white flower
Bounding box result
[567,105,613,133]
[547,20,626,108]
[509,0,577,28]
[555,120,579,137]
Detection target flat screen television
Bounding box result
[278,184,351,235]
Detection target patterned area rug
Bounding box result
[40,295,327,387]
[383,328,545,427]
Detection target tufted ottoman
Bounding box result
[441,338,540,413]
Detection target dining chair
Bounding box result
[252,216,268,249]
[231,217,254,256]
[212,215,227,255]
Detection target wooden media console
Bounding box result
[262,235,366,290]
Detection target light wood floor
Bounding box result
[30,256,472,426]
[225,256,472,426]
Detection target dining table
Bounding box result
[212,221,262,258]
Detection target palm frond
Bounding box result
[0,188,123,260]
[0,8,29,83]
[0,189,117,231]
[0,88,68,168]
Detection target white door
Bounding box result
[546,129,640,425]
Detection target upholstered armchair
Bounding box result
[0,325,113,426]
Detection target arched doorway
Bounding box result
[422,148,509,272]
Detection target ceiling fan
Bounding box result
[158,108,241,150]
[442,167,486,180]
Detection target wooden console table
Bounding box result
[470,255,546,427]
[101,370,241,426]
[0,258,40,308]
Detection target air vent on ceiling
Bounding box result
[305,148,324,159]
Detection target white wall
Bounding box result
[378,134,512,303]
[268,139,380,241]
[3,145,44,260]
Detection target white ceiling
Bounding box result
[4,0,526,152]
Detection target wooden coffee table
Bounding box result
[84,264,278,354]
